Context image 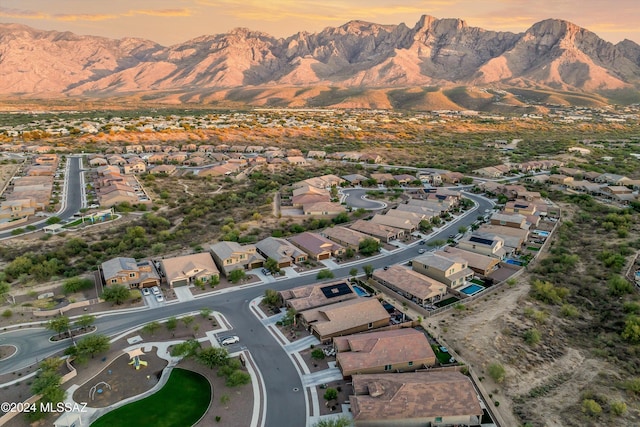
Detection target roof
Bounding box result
[351,219,402,239]
[255,237,306,262]
[350,371,483,422]
[373,265,447,301]
[280,281,358,312]
[443,247,501,272]
[413,251,464,272]
[321,226,375,247]
[289,232,344,256]
[301,298,390,338]
[160,252,219,284]
[370,214,415,230]
[303,202,346,214]
[102,257,138,279]
[335,329,435,374]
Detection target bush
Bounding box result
[228,269,246,284]
[311,349,325,360]
[323,387,338,401]
[2,309,12,318]
[610,401,627,416]
[62,277,93,294]
[560,304,579,318]
[530,280,569,305]
[487,362,506,383]
[317,269,335,280]
[225,370,251,387]
[523,329,541,346]
[582,399,602,416]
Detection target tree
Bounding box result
[311,349,325,360]
[166,317,178,335]
[101,284,132,305]
[263,289,281,307]
[229,269,246,284]
[362,264,374,279]
[197,347,230,368]
[142,321,161,336]
[282,307,297,326]
[75,314,96,330]
[359,238,381,256]
[487,362,506,383]
[460,177,474,185]
[264,258,280,274]
[226,370,251,387]
[62,277,93,294]
[200,308,213,318]
[317,269,335,280]
[349,268,358,278]
[622,315,640,343]
[170,339,201,358]
[46,216,62,225]
[209,275,220,288]
[182,315,194,329]
[68,334,110,362]
[458,225,468,234]
[323,387,338,401]
[32,369,62,395]
[419,220,432,233]
[47,315,70,338]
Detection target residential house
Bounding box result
[349,371,483,427]
[100,257,160,289]
[359,153,382,163]
[159,252,220,288]
[548,174,574,186]
[89,157,108,167]
[280,281,358,312]
[504,201,537,216]
[286,156,307,166]
[457,233,507,259]
[412,251,473,288]
[209,241,265,276]
[370,214,416,233]
[299,298,390,343]
[395,203,439,218]
[595,173,630,185]
[490,212,528,229]
[443,246,500,277]
[147,153,167,164]
[292,185,330,207]
[350,219,404,243]
[440,171,464,184]
[370,173,394,184]
[342,174,368,186]
[306,150,326,159]
[472,166,503,178]
[321,226,379,251]
[373,265,447,306]
[0,199,36,222]
[289,232,345,261]
[255,237,308,268]
[392,174,415,184]
[149,164,177,175]
[303,202,346,217]
[107,155,126,166]
[334,329,436,377]
[477,224,530,253]
[123,161,146,175]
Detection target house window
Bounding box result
[384,364,392,371]
[111,279,117,284]
[408,361,413,367]
[368,322,373,329]
[298,257,305,262]
[435,416,443,423]
[129,273,136,278]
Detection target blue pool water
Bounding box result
[352,285,370,297]
[535,231,550,237]
[505,259,524,266]
[460,284,485,296]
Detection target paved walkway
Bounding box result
[301,366,342,387]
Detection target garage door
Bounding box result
[318,253,330,260]
[172,279,188,287]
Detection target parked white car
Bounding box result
[221,336,240,346]
[155,294,164,302]
[151,286,160,296]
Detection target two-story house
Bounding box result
[159,252,220,288]
[100,257,160,289]
[209,241,265,277]
[457,233,507,260]
[412,251,474,289]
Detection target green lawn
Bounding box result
[91,368,211,427]
[435,296,459,308]
[431,344,453,364]
[470,278,485,286]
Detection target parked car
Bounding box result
[418,248,426,254]
[383,266,389,271]
[155,294,164,302]
[221,336,240,346]
[151,286,160,295]
[141,288,151,296]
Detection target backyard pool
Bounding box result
[505,258,524,266]
[460,283,485,296]
[352,285,370,297]
[535,230,550,237]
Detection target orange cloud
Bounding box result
[54,13,117,22]
[0,7,48,20]
[124,9,192,18]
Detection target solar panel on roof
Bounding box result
[469,236,494,246]
[514,204,528,208]
[320,282,353,298]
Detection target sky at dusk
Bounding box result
[0,0,638,46]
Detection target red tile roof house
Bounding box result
[289,232,345,261]
[334,328,436,377]
[279,281,358,312]
[350,371,483,427]
[299,298,390,343]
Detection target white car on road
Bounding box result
[221,336,240,346]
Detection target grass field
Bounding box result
[91,368,211,427]
[435,296,459,308]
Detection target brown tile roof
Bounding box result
[321,226,376,247]
[301,298,389,338]
[289,232,344,257]
[335,329,435,375]
[372,265,447,301]
[351,371,483,422]
[280,281,357,312]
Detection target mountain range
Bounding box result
[1,16,640,110]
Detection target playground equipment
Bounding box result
[127,348,148,370]
[89,381,112,400]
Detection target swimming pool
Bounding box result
[460,283,485,296]
[352,285,370,297]
[535,230,550,237]
[505,258,524,266]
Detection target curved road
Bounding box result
[341,188,387,210]
[0,192,493,427]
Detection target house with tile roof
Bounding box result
[209,241,265,277]
[279,281,358,312]
[289,232,345,261]
[334,328,436,377]
[100,257,160,289]
[255,237,308,268]
[372,265,447,307]
[350,371,483,427]
[159,252,220,288]
[412,251,473,289]
[321,226,379,251]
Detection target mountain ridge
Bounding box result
[1,16,640,109]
